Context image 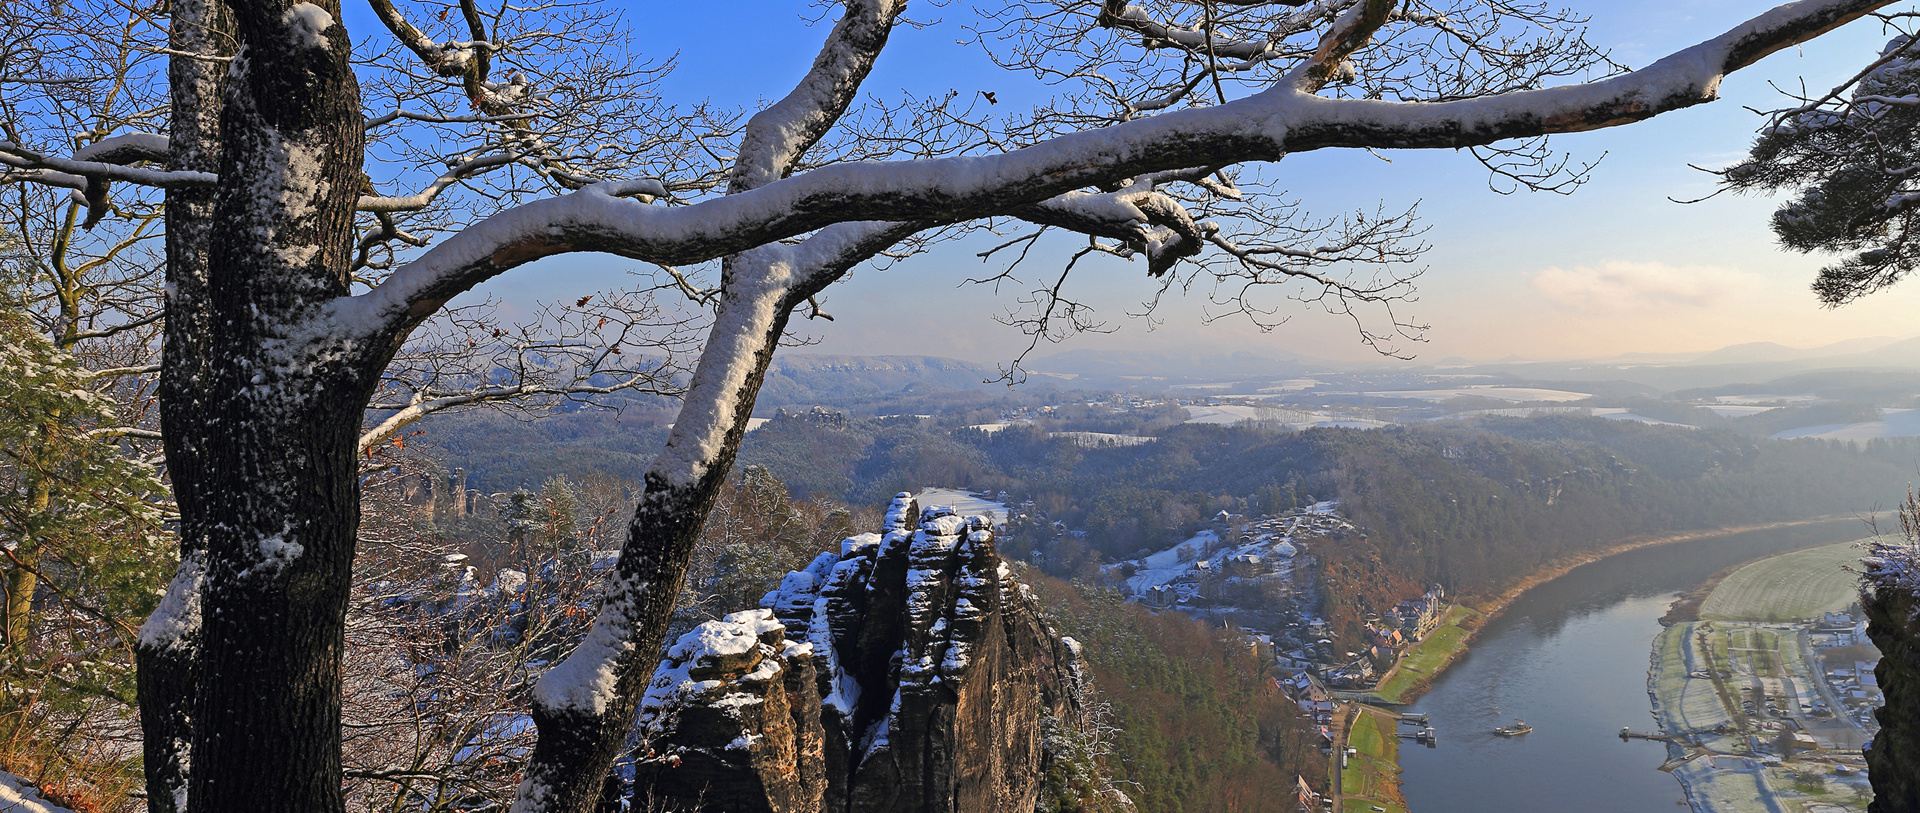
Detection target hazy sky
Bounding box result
[466,0,1920,366]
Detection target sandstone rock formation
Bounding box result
[631,610,826,813]
[631,493,1083,813]
[1864,569,1919,813]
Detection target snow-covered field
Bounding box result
[1772,408,1920,441]
[915,488,1009,527]
[1702,405,1778,418]
[1124,530,1220,594]
[1433,406,1585,421]
[1184,404,1263,424]
[1591,408,1695,428]
[1050,431,1155,447]
[1366,387,1592,403]
[1713,394,1826,406]
[1183,404,1389,431]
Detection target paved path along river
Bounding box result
[1397,519,1864,813]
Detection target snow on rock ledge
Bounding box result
[634,609,826,813]
[634,492,1085,813]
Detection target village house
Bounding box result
[1390,585,1448,638]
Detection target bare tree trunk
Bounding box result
[150,1,374,810]
[136,0,231,808]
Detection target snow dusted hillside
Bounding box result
[1113,502,1351,630]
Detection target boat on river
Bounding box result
[1493,720,1532,737]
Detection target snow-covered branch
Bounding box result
[1287,0,1397,91]
[357,152,524,212]
[358,375,652,453]
[81,426,164,441]
[335,0,1885,349]
[730,0,906,192]
[0,140,211,189]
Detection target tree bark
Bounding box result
[1865,582,1919,813]
[151,1,374,810]
[3,563,34,654]
[136,0,232,808]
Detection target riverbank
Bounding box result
[1647,540,1877,813]
[1395,518,1878,813]
[1652,622,1873,812]
[1364,606,1482,705]
[1336,705,1409,813]
[1371,516,1859,708]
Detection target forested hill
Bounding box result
[737,412,1915,599]
[755,354,1013,407]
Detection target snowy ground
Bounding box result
[1714,394,1827,406]
[1365,387,1592,403]
[915,488,1008,527]
[1120,506,1332,595]
[965,422,1016,433]
[1184,404,1263,424]
[1772,408,1920,441]
[1591,408,1696,428]
[1123,530,1220,593]
[1652,622,1873,813]
[0,773,75,813]
[1050,431,1155,447]
[1431,406,1585,421]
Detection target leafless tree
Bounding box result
[336,456,596,813]
[0,0,1897,811]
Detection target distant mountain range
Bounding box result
[1685,336,1904,365]
[1017,335,1920,393]
[1470,335,1920,392]
[760,333,1920,402]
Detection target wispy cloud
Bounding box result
[1529,261,1751,312]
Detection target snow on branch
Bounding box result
[1862,486,1920,599]
[0,140,213,189]
[357,152,525,212]
[1717,17,1920,304]
[332,0,1885,349]
[730,0,906,193]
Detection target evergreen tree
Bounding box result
[0,303,169,715]
[536,475,582,556]
[1723,33,1920,303]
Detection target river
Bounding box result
[1397,519,1865,813]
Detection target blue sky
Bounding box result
[459,1,1920,365]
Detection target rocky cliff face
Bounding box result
[631,493,1083,813]
[1864,571,1920,813]
[631,610,826,813]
